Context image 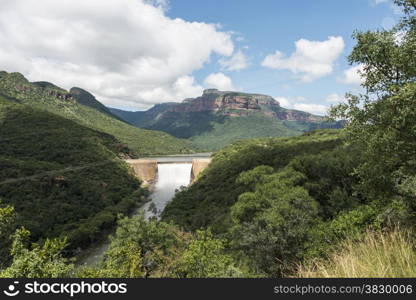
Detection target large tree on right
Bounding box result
[331,0,416,208]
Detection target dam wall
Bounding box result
[191,158,212,182]
[125,157,212,185]
[125,159,158,185]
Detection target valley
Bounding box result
[110,89,343,151]
[0,71,193,156]
[0,0,415,279]
[77,153,210,267]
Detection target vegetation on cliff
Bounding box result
[110,90,342,151]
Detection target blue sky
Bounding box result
[0,0,403,114]
[165,0,401,114]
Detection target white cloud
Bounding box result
[204,73,235,90]
[262,36,345,82]
[274,95,329,115]
[219,50,248,71]
[370,0,402,15]
[325,93,346,104]
[293,103,328,115]
[0,0,234,109]
[339,64,365,85]
[371,0,389,5]
[274,96,292,108]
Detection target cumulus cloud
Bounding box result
[339,64,365,85]
[274,95,329,115]
[293,103,328,115]
[219,50,248,71]
[0,0,234,109]
[262,36,345,82]
[274,96,292,108]
[371,0,389,4]
[203,73,235,90]
[325,93,346,104]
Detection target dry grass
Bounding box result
[298,228,416,278]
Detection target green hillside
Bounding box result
[0,95,148,265]
[162,128,413,276]
[0,71,193,156]
[187,112,341,151]
[110,92,343,151]
[162,130,353,231]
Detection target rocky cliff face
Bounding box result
[109,88,343,151]
[167,89,278,113]
[156,89,323,122]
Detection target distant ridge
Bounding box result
[110,89,343,151]
[0,71,193,155]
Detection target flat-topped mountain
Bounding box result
[110,89,342,151]
[123,89,322,121]
[170,89,280,114]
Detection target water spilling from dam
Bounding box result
[142,163,192,219]
[77,154,210,266]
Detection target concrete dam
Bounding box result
[125,156,212,186]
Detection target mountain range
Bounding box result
[0,71,192,156]
[110,89,343,150]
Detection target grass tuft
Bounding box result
[298,228,416,278]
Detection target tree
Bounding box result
[0,201,16,267]
[79,213,188,278]
[0,228,73,278]
[174,230,242,278]
[229,168,319,276]
[78,241,145,278]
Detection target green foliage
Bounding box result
[188,112,301,151]
[0,72,193,155]
[78,214,245,278]
[229,168,319,276]
[0,97,147,251]
[298,228,416,278]
[330,0,416,199]
[162,130,367,276]
[79,213,184,278]
[0,201,16,267]
[288,143,363,218]
[78,241,145,278]
[162,130,345,232]
[113,107,342,151]
[174,230,241,278]
[0,228,73,278]
[1,0,415,279]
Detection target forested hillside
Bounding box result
[0,95,147,268]
[0,72,192,155]
[163,0,416,276]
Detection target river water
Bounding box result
[142,163,192,219]
[77,153,209,266]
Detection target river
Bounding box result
[142,163,192,219]
[76,153,210,266]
